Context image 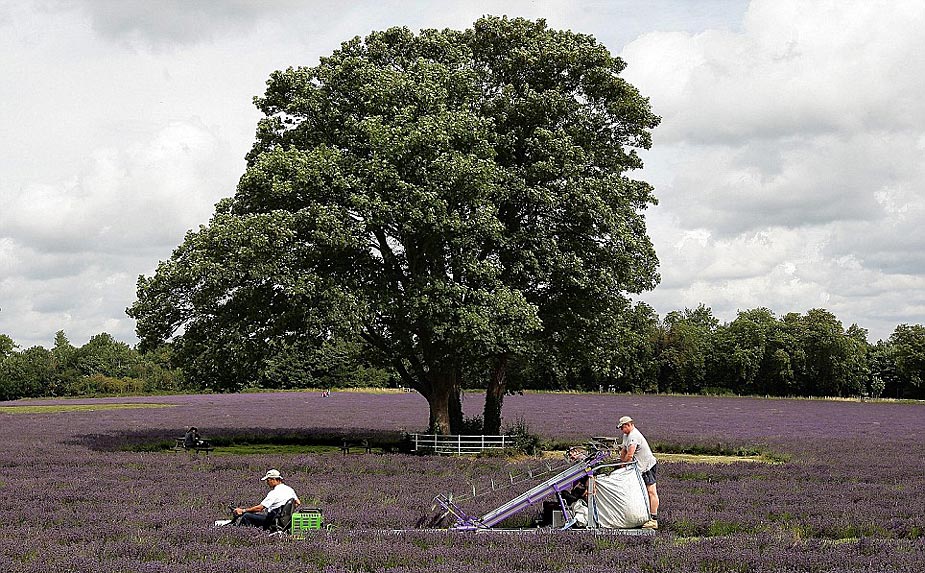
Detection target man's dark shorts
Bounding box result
[641,463,657,486]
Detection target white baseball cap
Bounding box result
[260,469,282,481]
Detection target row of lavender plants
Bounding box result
[1,391,923,572]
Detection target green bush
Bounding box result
[503,417,541,456]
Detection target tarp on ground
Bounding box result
[590,466,650,528]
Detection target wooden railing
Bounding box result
[408,433,513,455]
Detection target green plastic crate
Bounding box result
[291,509,323,538]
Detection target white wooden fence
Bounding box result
[409,433,514,455]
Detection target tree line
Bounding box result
[0,331,185,401]
[586,304,924,401]
[2,305,923,403]
[0,330,391,401]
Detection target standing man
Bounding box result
[618,415,660,529]
[233,469,301,529]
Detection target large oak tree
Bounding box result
[129,16,661,433]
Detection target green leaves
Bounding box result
[890,324,925,390]
[130,16,662,424]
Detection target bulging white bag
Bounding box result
[590,466,650,528]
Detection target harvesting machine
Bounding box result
[430,438,654,535]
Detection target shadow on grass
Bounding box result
[67,427,411,454]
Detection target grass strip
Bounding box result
[0,403,174,414]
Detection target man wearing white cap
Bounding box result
[618,416,659,529]
[232,469,301,528]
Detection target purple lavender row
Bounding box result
[1,391,923,571]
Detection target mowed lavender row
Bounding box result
[2,391,923,572]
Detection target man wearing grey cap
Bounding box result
[232,469,301,528]
[618,416,660,529]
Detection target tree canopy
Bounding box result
[128,16,661,432]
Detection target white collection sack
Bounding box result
[591,466,650,528]
[571,499,589,527]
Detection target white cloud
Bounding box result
[63,0,309,47]
[0,250,146,347]
[1,119,232,257]
[2,0,924,348]
[0,114,242,346]
[624,0,925,341]
[623,1,925,144]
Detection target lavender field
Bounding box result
[2,391,924,572]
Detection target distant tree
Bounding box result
[129,16,661,433]
[502,299,658,393]
[261,337,393,389]
[52,330,76,362]
[889,324,925,398]
[127,344,186,393]
[608,302,660,392]
[75,333,139,379]
[784,309,866,397]
[652,304,716,393]
[843,323,871,397]
[0,334,15,359]
[49,330,80,395]
[709,308,776,395]
[0,346,55,400]
[868,340,899,398]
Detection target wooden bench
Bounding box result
[172,437,214,454]
[340,438,372,455]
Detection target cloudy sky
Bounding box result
[1,0,923,349]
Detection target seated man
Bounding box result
[183,426,210,448]
[561,476,590,528]
[561,476,589,506]
[232,469,301,529]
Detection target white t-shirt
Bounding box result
[260,483,298,513]
[622,427,657,473]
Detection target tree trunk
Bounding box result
[426,388,452,434]
[448,384,463,434]
[425,370,458,434]
[482,354,508,435]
